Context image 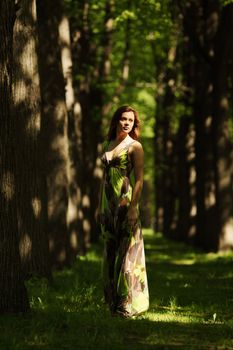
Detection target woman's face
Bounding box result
[116,111,135,135]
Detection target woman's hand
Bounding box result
[127,205,138,227]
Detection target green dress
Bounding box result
[100,140,149,317]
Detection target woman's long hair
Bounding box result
[107,105,140,141]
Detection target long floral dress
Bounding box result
[100,140,149,318]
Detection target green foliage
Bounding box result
[221,0,233,6]
[0,230,233,349]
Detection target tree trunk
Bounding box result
[212,4,233,250]
[58,7,85,255]
[154,86,165,234]
[153,54,178,238]
[78,88,104,244]
[70,4,90,254]
[0,0,29,312]
[175,7,197,243]
[37,0,72,268]
[176,117,196,242]
[13,0,50,277]
[184,0,220,250]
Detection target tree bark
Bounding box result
[176,117,196,242]
[13,0,50,277]
[0,0,29,312]
[153,46,178,238]
[58,7,84,256]
[175,6,197,243]
[180,0,233,251]
[37,0,72,268]
[212,4,233,250]
[184,0,220,250]
[153,82,165,234]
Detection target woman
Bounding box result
[98,105,149,318]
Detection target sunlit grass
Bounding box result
[0,229,233,349]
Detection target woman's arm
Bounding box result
[127,142,144,226]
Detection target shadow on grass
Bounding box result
[145,232,233,313]
[0,230,233,350]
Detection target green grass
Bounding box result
[0,229,233,349]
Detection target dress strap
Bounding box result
[114,139,136,156]
[126,140,136,149]
[103,139,136,163]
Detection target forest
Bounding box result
[0,0,233,348]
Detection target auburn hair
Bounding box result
[107,105,140,141]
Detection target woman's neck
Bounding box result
[115,132,129,142]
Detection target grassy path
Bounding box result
[0,229,233,349]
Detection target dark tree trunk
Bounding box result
[180,0,233,251]
[0,0,29,312]
[175,8,197,243]
[37,0,73,268]
[79,89,104,244]
[154,62,178,238]
[13,0,50,277]
[184,0,220,250]
[176,117,196,242]
[71,0,94,252]
[212,4,233,250]
[154,88,165,234]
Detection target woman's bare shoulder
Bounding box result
[131,140,143,151]
[129,140,144,157]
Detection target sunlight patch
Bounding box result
[31,197,41,218]
[171,259,195,266]
[1,171,15,201]
[146,311,196,323]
